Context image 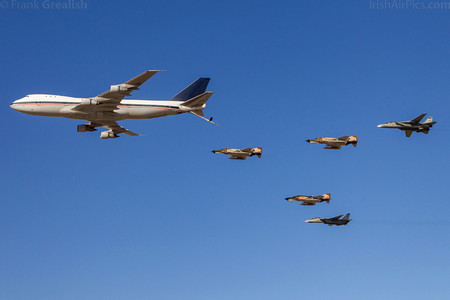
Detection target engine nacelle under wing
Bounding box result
[110,84,135,93]
[77,124,97,132]
[100,130,119,139]
[79,98,101,106]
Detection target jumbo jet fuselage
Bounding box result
[10,72,215,139]
[11,94,202,121]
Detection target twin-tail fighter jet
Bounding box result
[285,193,331,205]
[212,147,262,160]
[305,213,351,226]
[306,136,358,149]
[10,70,217,139]
[377,113,436,137]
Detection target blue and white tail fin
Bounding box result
[171,78,210,101]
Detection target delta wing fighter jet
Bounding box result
[377,113,436,137]
[285,193,331,205]
[305,214,351,226]
[10,70,217,139]
[212,147,262,160]
[306,136,358,149]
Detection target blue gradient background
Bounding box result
[1,1,449,299]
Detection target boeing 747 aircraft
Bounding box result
[10,70,216,139]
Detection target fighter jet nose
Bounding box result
[306,139,311,143]
[377,124,383,128]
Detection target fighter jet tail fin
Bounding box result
[423,116,436,126]
[171,78,210,101]
[256,147,262,158]
[342,213,350,220]
[324,193,331,203]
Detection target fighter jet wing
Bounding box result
[329,215,343,220]
[94,121,140,136]
[324,142,343,149]
[409,113,427,123]
[300,200,316,206]
[73,70,159,112]
[230,155,247,160]
[241,148,254,153]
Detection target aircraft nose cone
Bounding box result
[377,124,383,128]
[10,101,18,110]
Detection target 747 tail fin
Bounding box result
[171,78,210,101]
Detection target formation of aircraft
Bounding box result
[305,214,351,226]
[377,113,436,137]
[10,71,440,228]
[306,135,358,149]
[285,193,331,205]
[10,70,217,139]
[212,147,262,160]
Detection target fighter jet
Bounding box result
[10,70,217,139]
[306,136,358,149]
[285,193,331,205]
[377,113,436,137]
[212,147,262,160]
[305,214,351,226]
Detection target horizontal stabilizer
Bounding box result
[182,92,214,108]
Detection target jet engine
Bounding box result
[77,124,97,132]
[79,98,101,106]
[100,130,118,139]
[110,84,135,93]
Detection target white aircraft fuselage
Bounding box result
[10,72,215,139]
[10,94,198,121]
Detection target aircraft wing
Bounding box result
[94,121,140,136]
[73,70,159,112]
[409,113,427,123]
[324,142,343,149]
[96,70,159,102]
[338,136,350,140]
[329,215,343,220]
[300,200,316,205]
[230,156,247,160]
[230,152,248,160]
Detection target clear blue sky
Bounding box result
[1,1,450,299]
